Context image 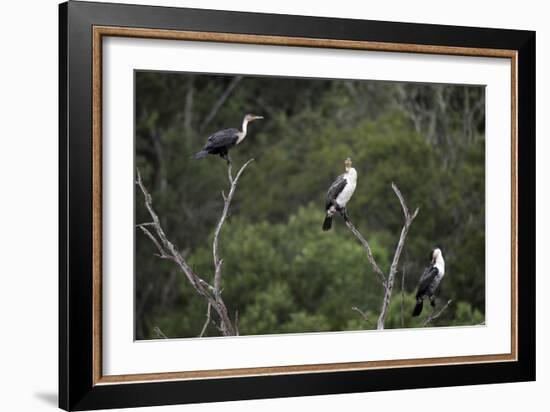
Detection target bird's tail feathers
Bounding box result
[193,150,209,159]
[322,215,333,231]
[412,299,423,317]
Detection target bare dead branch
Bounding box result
[213,158,254,296]
[352,306,373,327]
[136,163,252,337]
[214,259,224,295]
[344,219,386,285]
[153,326,168,339]
[226,156,234,185]
[199,303,212,338]
[423,299,453,326]
[137,224,171,259]
[392,182,420,222]
[376,184,419,330]
[136,169,207,291]
[137,222,156,227]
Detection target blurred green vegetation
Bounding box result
[135,72,485,339]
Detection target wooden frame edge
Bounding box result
[97,353,515,385]
[92,26,103,385]
[91,26,519,385]
[511,51,519,361]
[94,26,517,58]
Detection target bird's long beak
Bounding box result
[253,115,264,121]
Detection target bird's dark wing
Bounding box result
[416,265,439,297]
[204,128,239,149]
[326,174,347,203]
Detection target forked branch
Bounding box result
[213,158,254,296]
[377,183,419,330]
[136,158,253,337]
[347,183,419,330]
[423,299,453,327]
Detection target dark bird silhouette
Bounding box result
[322,158,357,231]
[194,113,263,162]
[412,248,446,316]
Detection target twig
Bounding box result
[376,183,419,330]
[352,306,373,327]
[199,303,212,338]
[344,220,386,285]
[136,224,171,259]
[153,326,168,339]
[423,299,453,326]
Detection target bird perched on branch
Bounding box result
[412,248,446,317]
[322,157,357,231]
[194,113,263,162]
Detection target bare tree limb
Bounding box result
[423,299,453,326]
[376,183,419,330]
[199,303,212,338]
[213,158,254,296]
[136,224,171,259]
[226,157,234,185]
[344,220,386,285]
[136,162,252,337]
[136,170,208,291]
[348,183,418,330]
[153,326,168,339]
[352,306,373,327]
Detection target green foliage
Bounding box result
[450,301,485,326]
[134,72,486,339]
[186,205,388,336]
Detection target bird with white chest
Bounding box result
[194,113,263,163]
[412,247,446,316]
[322,157,357,231]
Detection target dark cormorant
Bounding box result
[194,113,263,161]
[322,158,357,231]
[412,248,446,316]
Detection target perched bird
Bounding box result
[322,157,357,231]
[194,113,263,162]
[412,248,446,317]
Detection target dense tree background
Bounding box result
[135,71,485,339]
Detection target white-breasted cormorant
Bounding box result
[412,247,446,316]
[322,157,358,231]
[194,113,263,161]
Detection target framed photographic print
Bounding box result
[59,1,535,410]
